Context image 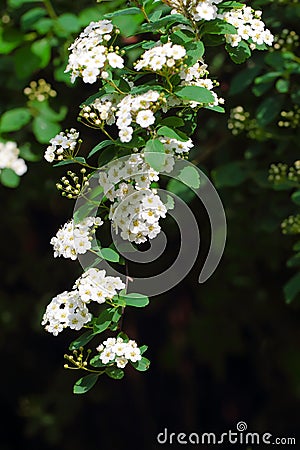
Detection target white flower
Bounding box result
[82,66,100,84]
[107,52,124,69]
[136,110,155,128]
[0,141,27,177]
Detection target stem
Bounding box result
[43,0,58,20]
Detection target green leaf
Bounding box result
[94,247,120,263]
[73,373,99,394]
[52,157,85,167]
[157,126,188,142]
[105,366,124,380]
[185,41,205,65]
[144,138,166,172]
[0,28,23,54]
[88,140,113,158]
[170,29,194,45]
[139,345,148,355]
[226,41,251,64]
[14,44,41,79]
[0,108,31,132]
[32,101,67,122]
[69,329,95,351]
[291,191,300,205]
[94,308,115,334]
[202,19,237,35]
[0,168,20,188]
[256,96,284,127]
[104,7,141,17]
[212,161,249,188]
[140,14,190,33]
[8,0,40,7]
[160,116,185,128]
[131,356,150,371]
[20,8,47,31]
[276,79,289,94]
[119,293,149,308]
[287,253,300,268]
[32,117,60,144]
[55,13,81,36]
[284,272,300,304]
[19,144,40,162]
[31,38,51,68]
[178,166,201,189]
[175,85,215,104]
[90,356,107,368]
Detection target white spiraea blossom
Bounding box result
[65,20,124,83]
[50,217,103,260]
[41,290,92,336]
[96,336,142,367]
[221,6,274,48]
[134,42,186,72]
[42,269,125,335]
[74,268,125,304]
[0,141,27,176]
[44,129,79,163]
[166,0,222,22]
[81,90,163,143]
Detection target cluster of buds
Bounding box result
[228,106,252,136]
[268,161,300,185]
[282,215,300,235]
[24,79,57,102]
[278,106,300,129]
[64,347,92,370]
[56,168,89,199]
[272,29,299,52]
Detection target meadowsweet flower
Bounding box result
[65,20,124,83]
[50,217,102,260]
[0,141,27,176]
[134,42,186,73]
[41,290,92,335]
[44,129,80,163]
[97,336,142,367]
[74,268,125,303]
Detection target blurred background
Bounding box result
[0,0,299,448]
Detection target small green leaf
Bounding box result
[226,40,251,64]
[32,116,60,144]
[256,96,284,127]
[0,168,20,188]
[139,345,148,355]
[175,85,215,104]
[105,366,124,379]
[144,138,166,172]
[120,293,149,308]
[94,308,115,334]
[160,116,185,128]
[212,161,249,188]
[157,126,188,142]
[185,41,205,65]
[284,272,300,304]
[73,373,99,394]
[131,356,150,372]
[105,7,141,18]
[90,356,107,367]
[31,38,51,68]
[178,166,201,189]
[0,108,31,132]
[276,78,289,94]
[55,13,81,36]
[291,191,300,206]
[69,329,95,350]
[20,8,47,31]
[96,247,120,263]
[88,140,113,158]
[202,19,237,35]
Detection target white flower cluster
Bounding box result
[81,90,163,143]
[98,154,170,243]
[0,141,27,176]
[42,268,125,335]
[169,0,222,22]
[179,60,224,107]
[44,129,79,163]
[50,217,103,260]
[65,20,124,84]
[42,290,92,336]
[222,6,274,48]
[134,42,186,72]
[97,336,141,368]
[74,268,125,304]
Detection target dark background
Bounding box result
[0,0,299,449]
